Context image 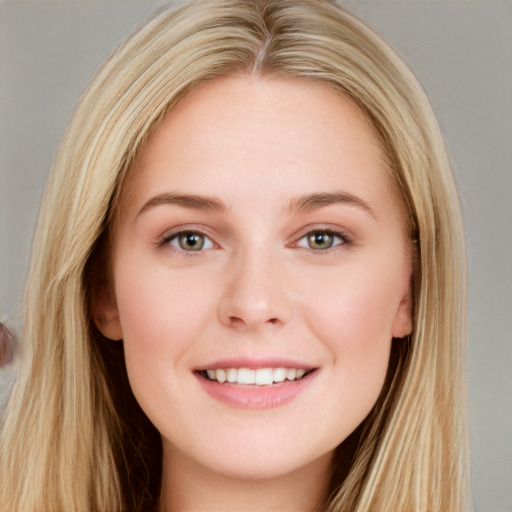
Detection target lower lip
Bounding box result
[196,372,316,410]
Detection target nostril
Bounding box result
[226,316,280,329]
[228,316,245,327]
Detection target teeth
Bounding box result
[286,368,296,380]
[203,367,309,386]
[273,367,286,383]
[216,368,227,383]
[237,368,255,384]
[255,368,273,385]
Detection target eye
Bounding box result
[167,231,214,252]
[296,230,348,250]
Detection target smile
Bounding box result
[196,364,317,409]
[201,367,309,386]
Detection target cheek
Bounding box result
[298,262,403,413]
[303,266,399,352]
[113,259,217,393]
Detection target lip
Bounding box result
[194,357,318,410]
[195,356,316,371]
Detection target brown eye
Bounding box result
[168,231,214,251]
[178,232,204,251]
[307,231,335,250]
[296,230,348,251]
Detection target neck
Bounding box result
[157,445,333,512]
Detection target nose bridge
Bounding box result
[218,243,291,330]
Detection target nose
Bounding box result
[217,250,292,331]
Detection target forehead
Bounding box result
[118,74,403,223]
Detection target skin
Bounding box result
[94,75,413,512]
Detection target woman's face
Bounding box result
[95,75,413,481]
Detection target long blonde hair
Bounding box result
[0,1,469,510]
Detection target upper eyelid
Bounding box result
[290,225,352,242]
[168,229,209,239]
[158,225,217,242]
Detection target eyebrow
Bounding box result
[137,191,374,218]
[289,192,375,218]
[138,193,227,215]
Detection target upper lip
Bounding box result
[195,356,316,371]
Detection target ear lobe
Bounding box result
[392,244,417,339]
[91,282,123,341]
[391,288,413,338]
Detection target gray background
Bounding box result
[0,1,510,510]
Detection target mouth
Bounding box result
[195,364,317,409]
[198,367,314,386]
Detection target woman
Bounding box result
[0,1,470,510]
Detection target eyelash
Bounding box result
[158,230,215,254]
[293,229,351,252]
[157,228,351,255]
